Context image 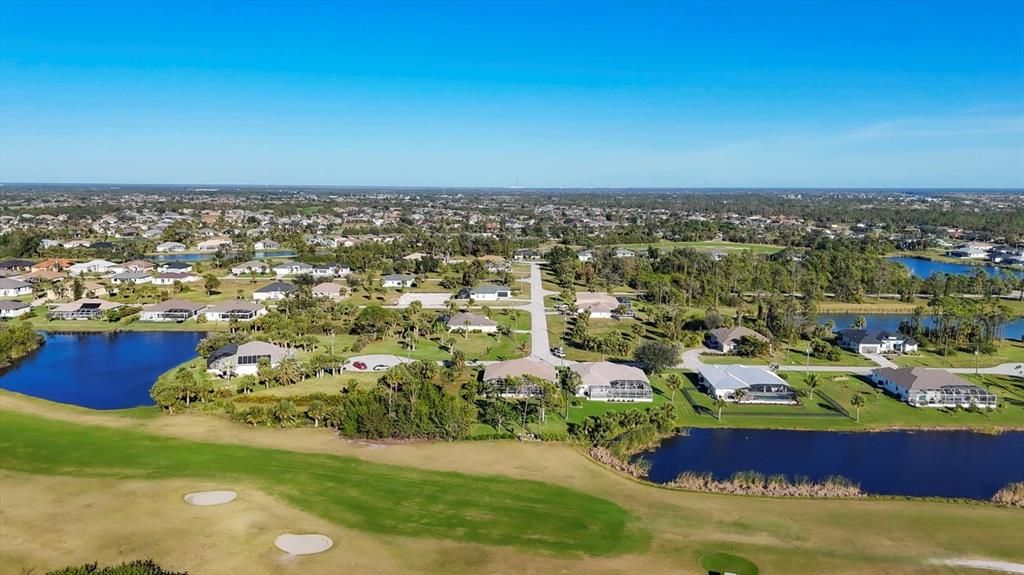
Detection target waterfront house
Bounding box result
[231,260,271,275]
[48,298,122,320]
[109,271,153,285]
[157,261,194,273]
[272,262,313,277]
[0,300,31,318]
[446,311,498,333]
[140,299,207,322]
[706,326,769,353]
[871,368,996,408]
[382,274,415,288]
[456,284,512,302]
[203,300,267,322]
[151,271,200,285]
[197,237,232,251]
[570,362,653,402]
[575,292,620,319]
[120,259,156,272]
[0,278,33,297]
[312,282,346,300]
[207,340,290,377]
[482,358,557,398]
[253,281,296,301]
[837,329,918,354]
[946,242,992,259]
[155,241,187,253]
[696,365,796,404]
[67,259,117,276]
[253,239,280,250]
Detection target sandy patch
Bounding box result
[275,533,334,555]
[930,559,1024,573]
[184,490,237,506]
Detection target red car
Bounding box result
[352,361,368,370]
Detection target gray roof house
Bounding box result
[382,274,415,288]
[203,300,267,321]
[457,285,512,301]
[871,367,996,408]
[570,362,653,402]
[482,359,557,398]
[837,329,918,354]
[446,312,498,332]
[48,298,123,320]
[207,341,291,377]
[696,365,796,403]
[706,326,768,353]
[253,281,296,301]
[0,278,33,297]
[312,282,345,300]
[140,299,207,322]
[0,300,31,318]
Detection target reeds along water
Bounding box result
[669,470,865,498]
[991,481,1024,507]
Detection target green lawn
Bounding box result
[894,340,1024,368]
[25,315,228,333]
[0,410,644,556]
[611,240,784,255]
[312,329,529,363]
[701,344,876,367]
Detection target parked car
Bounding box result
[551,347,566,358]
[352,361,367,370]
[372,364,389,371]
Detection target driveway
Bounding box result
[519,262,572,367]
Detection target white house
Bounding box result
[202,300,267,322]
[0,300,31,318]
[0,278,33,297]
[569,362,653,402]
[207,341,291,377]
[871,367,997,408]
[577,249,595,262]
[158,261,194,273]
[151,271,200,285]
[109,271,153,285]
[272,262,313,278]
[254,239,280,250]
[48,298,123,320]
[312,282,346,300]
[155,241,186,253]
[458,285,512,301]
[696,365,796,404]
[253,281,296,301]
[382,274,415,288]
[232,260,271,275]
[837,329,918,355]
[140,299,207,322]
[946,242,992,259]
[197,238,232,251]
[67,259,118,276]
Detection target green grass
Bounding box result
[700,552,759,575]
[701,344,876,367]
[610,240,783,255]
[0,410,646,556]
[894,340,1024,368]
[25,316,228,333]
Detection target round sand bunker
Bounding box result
[183,490,238,506]
[275,533,334,555]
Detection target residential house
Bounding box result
[457,285,512,301]
[155,241,187,253]
[446,312,498,333]
[67,259,117,276]
[158,261,194,273]
[231,260,271,276]
[513,248,542,260]
[706,326,769,354]
[613,247,635,258]
[570,362,653,402]
[109,271,153,285]
[871,367,997,408]
[254,239,280,250]
[196,237,232,252]
[0,259,35,273]
[120,259,156,272]
[312,282,346,300]
[140,299,207,322]
[837,329,918,355]
[482,359,557,398]
[0,300,31,318]
[0,278,33,297]
[207,341,291,377]
[48,298,123,320]
[30,258,74,272]
[696,365,796,404]
[577,249,595,262]
[946,242,991,259]
[272,262,313,278]
[151,271,200,285]
[253,281,296,301]
[575,292,620,319]
[382,274,415,288]
[203,300,267,322]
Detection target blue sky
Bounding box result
[1,1,1022,187]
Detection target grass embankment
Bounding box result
[701,345,876,367]
[0,409,641,556]
[610,240,784,255]
[2,394,1023,574]
[895,340,1024,368]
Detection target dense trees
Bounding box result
[633,341,680,373]
[0,321,44,367]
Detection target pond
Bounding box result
[0,331,205,409]
[637,428,1024,499]
[889,256,1024,280]
[819,313,1024,341]
[149,250,297,262]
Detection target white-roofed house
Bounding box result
[446,312,498,333]
[206,341,291,377]
[570,362,653,402]
[575,292,620,319]
[203,300,267,322]
[482,359,558,398]
[696,365,796,404]
[312,282,346,301]
[140,299,207,322]
[382,274,415,288]
[155,241,187,253]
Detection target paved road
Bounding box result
[519,262,572,367]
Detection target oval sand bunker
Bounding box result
[183,490,238,506]
[275,533,334,555]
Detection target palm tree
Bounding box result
[665,373,683,403]
[851,394,866,422]
[306,400,327,428]
[560,369,582,419]
[805,373,820,401]
[733,388,748,404]
[275,358,303,386]
[714,396,727,421]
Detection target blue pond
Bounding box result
[149,250,296,262]
[889,256,1024,280]
[0,331,205,409]
[638,428,1024,499]
[819,313,1024,341]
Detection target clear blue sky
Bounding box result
[1,1,1022,188]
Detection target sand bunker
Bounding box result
[183,490,237,506]
[275,533,334,555]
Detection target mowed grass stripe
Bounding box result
[0,411,645,555]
